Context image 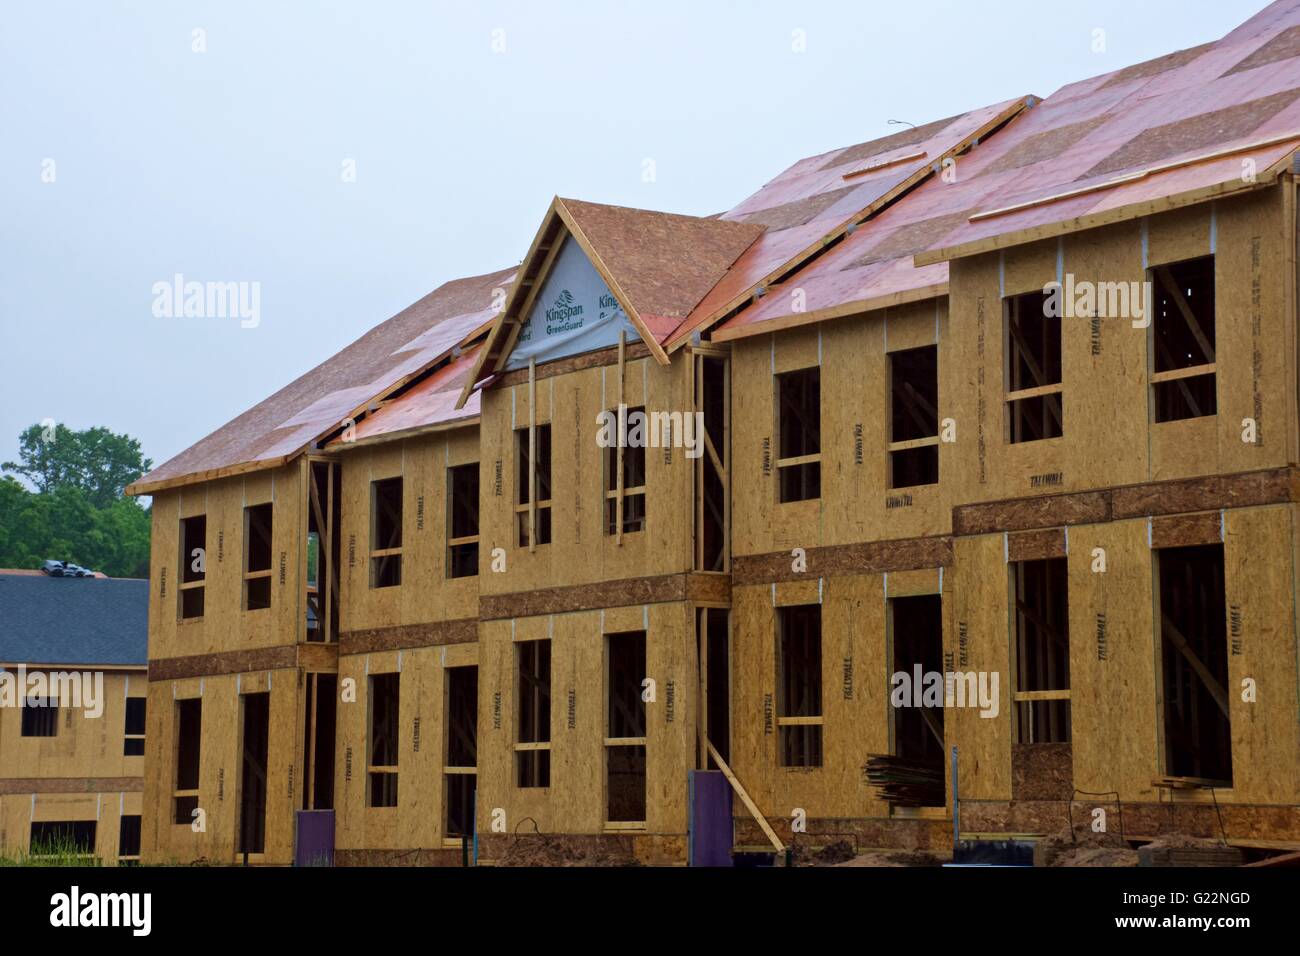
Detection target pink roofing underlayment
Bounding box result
[330,345,483,448]
[715,0,1300,341]
[668,96,1030,348]
[132,2,1300,489]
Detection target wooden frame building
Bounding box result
[0,571,148,863]
[130,1,1300,864]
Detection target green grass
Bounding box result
[0,833,103,867]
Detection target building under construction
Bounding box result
[0,570,147,863]
[129,1,1300,865]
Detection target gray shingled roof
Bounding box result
[0,573,148,666]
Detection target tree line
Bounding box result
[0,423,152,579]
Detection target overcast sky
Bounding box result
[0,0,1260,484]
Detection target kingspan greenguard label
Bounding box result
[506,236,640,370]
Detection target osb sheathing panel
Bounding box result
[730,575,892,824]
[946,534,1011,801]
[473,604,695,842]
[773,579,821,607]
[1223,504,1300,804]
[0,672,144,781]
[334,643,479,853]
[1055,222,1149,493]
[141,670,300,864]
[886,567,942,597]
[944,188,1294,510]
[1067,518,1159,804]
[1146,201,1214,267]
[147,462,306,662]
[477,356,693,598]
[731,299,952,559]
[1213,189,1289,476]
[962,506,1300,811]
[961,799,1300,841]
[1149,192,1288,480]
[338,428,480,635]
[0,790,142,859]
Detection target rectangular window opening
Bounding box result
[244,503,273,610]
[1151,255,1217,423]
[889,345,939,488]
[1012,557,1071,743]
[306,460,341,643]
[516,425,552,547]
[703,607,731,768]
[370,478,403,588]
[301,672,336,811]
[30,821,96,858]
[886,595,945,807]
[697,355,729,571]
[1005,291,1063,443]
[237,692,270,854]
[117,815,141,863]
[367,673,400,807]
[173,697,202,825]
[1158,543,1231,785]
[124,696,146,756]
[777,367,821,503]
[445,666,478,839]
[777,604,823,767]
[605,407,647,535]
[448,463,480,578]
[178,514,206,619]
[21,690,58,737]
[516,639,551,787]
[606,631,647,823]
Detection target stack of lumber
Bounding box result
[865,754,944,807]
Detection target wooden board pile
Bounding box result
[864,754,945,807]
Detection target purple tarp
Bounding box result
[294,810,335,867]
[688,770,733,867]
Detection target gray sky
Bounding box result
[0,0,1259,482]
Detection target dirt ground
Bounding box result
[1035,825,1140,867]
[833,849,948,867]
[494,835,639,867]
[790,839,946,867]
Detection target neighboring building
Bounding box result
[0,570,148,862]
[130,1,1300,865]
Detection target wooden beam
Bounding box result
[919,705,944,748]
[968,130,1300,225]
[528,358,536,553]
[1153,338,1204,416]
[1153,265,1216,363]
[705,741,785,853]
[617,331,625,546]
[1160,611,1230,719]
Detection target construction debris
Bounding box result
[864,755,945,808]
[1034,826,1139,868]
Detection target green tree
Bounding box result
[3,423,152,507]
[0,425,153,578]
